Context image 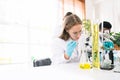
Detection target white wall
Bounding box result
[113,0,120,32]
[0,0,58,65]
[85,0,94,21]
[85,0,120,32]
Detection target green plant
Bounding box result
[110,32,120,47]
[82,19,91,34]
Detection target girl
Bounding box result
[51,14,83,64]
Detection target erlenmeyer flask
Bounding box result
[79,48,91,69]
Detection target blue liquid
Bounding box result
[103,41,114,50]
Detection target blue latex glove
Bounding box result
[66,40,77,57]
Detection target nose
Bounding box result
[76,33,81,39]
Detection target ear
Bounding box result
[66,30,69,33]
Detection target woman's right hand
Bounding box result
[65,40,77,58]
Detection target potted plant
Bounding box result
[110,32,120,50]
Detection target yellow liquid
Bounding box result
[92,24,100,68]
[79,63,91,69]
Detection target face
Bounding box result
[103,28,110,34]
[67,24,82,41]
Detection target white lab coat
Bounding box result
[51,34,85,64]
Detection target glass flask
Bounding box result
[100,40,114,70]
[79,45,91,69]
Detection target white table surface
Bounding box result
[0,63,120,80]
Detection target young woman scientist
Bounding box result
[51,14,83,64]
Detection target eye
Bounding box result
[79,31,81,34]
[73,32,77,35]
